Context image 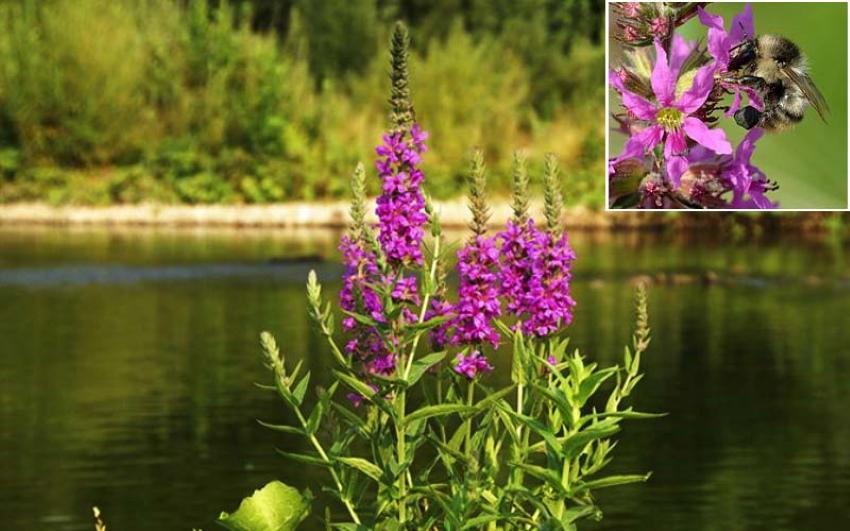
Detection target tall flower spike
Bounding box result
[389,21,414,134]
[511,151,530,225]
[467,149,491,236]
[542,154,563,234]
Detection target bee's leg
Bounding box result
[734,106,762,129]
[734,75,768,91]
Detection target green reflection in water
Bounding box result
[0,226,848,530]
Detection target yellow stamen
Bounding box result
[656,107,684,131]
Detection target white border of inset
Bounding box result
[604,0,850,212]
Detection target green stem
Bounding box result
[293,407,361,524]
[397,389,407,525]
[464,381,474,455]
[403,235,441,379]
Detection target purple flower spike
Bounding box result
[453,350,494,380]
[498,220,577,337]
[450,235,503,349]
[375,124,429,267]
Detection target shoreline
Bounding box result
[0,201,842,233]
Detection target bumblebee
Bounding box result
[724,34,829,131]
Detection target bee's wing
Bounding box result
[782,67,830,123]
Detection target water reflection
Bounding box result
[0,226,848,530]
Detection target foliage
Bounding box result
[220,23,656,530]
[218,481,312,531]
[0,0,602,206]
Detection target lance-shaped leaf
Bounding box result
[405,351,447,386]
[573,473,652,494]
[337,456,384,483]
[404,404,477,427]
[217,480,311,531]
[563,425,620,460]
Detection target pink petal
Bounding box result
[725,89,743,117]
[664,129,687,158]
[729,4,755,44]
[677,61,719,113]
[683,117,732,155]
[614,125,664,162]
[743,86,764,110]
[622,89,658,121]
[698,7,730,65]
[609,70,626,92]
[667,155,689,187]
[697,6,725,31]
[669,34,696,76]
[734,127,764,164]
[651,40,676,106]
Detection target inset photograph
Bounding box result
[608,2,848,209]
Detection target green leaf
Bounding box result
[574,473,651,493]
[337,457,384,482]
[562,505,600,524]
[576,368,616,407]
[563,425,619,460]
[461,513,503,529]
[404,404,476,426]
[513,463,568,496]
[410,314,454,331]
[305,401,325,436]
[291,371,311,406]
[275,450,329,467]
[511,328,528,385]
[611,192,641,209]
[256,420,303,436]
[504,409,560,450]
[217,480,310,531]
[341,309,380,328]
[405,351,447,386]
[333,371,377,402]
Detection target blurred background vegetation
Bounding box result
[0,0,604,206]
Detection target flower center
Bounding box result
[656,107,684,131]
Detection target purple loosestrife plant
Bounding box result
[610,2,777,209]
[219,21,660,531]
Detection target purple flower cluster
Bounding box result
[450,235,502,349]
[426,297,454,350]
[375,124,429,266]
[453,350,493,380]
[609,4,776,209]
[612,2,702,44]
[338,235,390,372]
[498,220,576,337]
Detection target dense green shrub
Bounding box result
[0,0,603,206]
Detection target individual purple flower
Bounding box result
[649,17,669,37]
[451,235,502,349]
[425,297,454,350]
[698,4,764,116]
[453,350,494,380]
[622,2,641,18]
[374,124,429,267]
[611,39,733,185]
[498,220,577,337]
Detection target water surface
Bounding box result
[1,226,848,530]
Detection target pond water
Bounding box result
[1,226,849,530]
